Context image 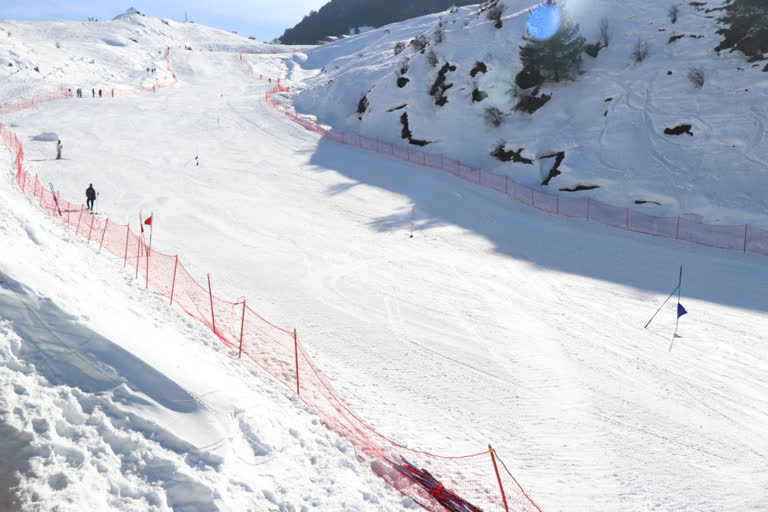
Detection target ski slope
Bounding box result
[2,7,768,512]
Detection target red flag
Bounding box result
[144,215,153,227]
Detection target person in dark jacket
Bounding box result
[56,140,62,159]
[85,184,96,212]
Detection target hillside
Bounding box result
[278,0,477,45]
[289,0,768,227]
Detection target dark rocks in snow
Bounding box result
[604,97,613,102]
[668,34,685,43]
[469,61,487,77]
[560,184,600,192]
[491,143,534,164]
[429,62,457,106]
[397,76,410,88]
[399,112,430,146]
[386,104,407,112]
[540,151,565,186]
[356,95,368,120]
[664,123,693,136]
[585,42,602,57]
[635,200,662,205]
[472,88,488,102]
[667,70,673,75]
[514,66,543,90]
[514,91,551,114]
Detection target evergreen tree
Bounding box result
[278,0,475,45]
[516,14,586,87]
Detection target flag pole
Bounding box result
[669,265,684,352]
[644,284,679,329]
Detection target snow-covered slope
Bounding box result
[1,4,768,512]
[291,0,768,227]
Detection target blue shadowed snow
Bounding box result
[526,3,562,39]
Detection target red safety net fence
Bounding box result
[248,58,768,259]
[0,51,543,512]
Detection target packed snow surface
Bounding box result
[1,4,768,511]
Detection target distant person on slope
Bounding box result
[56,140,62,160]
[85,184,96,212]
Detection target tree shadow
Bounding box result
[307,137,768,312]
[0,271,199,413]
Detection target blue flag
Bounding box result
[677,303,687,318]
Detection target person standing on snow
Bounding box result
[85,184,96,212]
[56,140,62,160]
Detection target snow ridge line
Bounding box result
[252,59,768,259]
[1,49,543,512]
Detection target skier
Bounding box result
[85,184,96,212]
[56,140,62,160]
[91,88,95,98]
[98,89,102,98]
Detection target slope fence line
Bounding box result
[0,48,543,512]
[247,57,768,259]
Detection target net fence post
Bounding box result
[207,273,216,334]
[294,328,300,396]
[76,205,84,234]
[489,444,510,512]
[99,218,109,252]
[123,225,130,267]
[170,255,178,305]
[238,299,246,359]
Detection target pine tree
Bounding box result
[516,14,586,86]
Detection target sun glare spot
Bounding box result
[526,3,562,39]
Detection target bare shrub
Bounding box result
[399,57,410,75]
[410,35,427,52]
[486,2,506,29]
[434,25,444,44]
[668,5,679,23]
[632,38,649,63]
[687,66,704,87]
[483,106,505,127]
[599,17,611,46]
[427,49,439,67]
[394,41,406,55]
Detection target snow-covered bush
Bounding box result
[688,66,704,87]
[483,106,504,127]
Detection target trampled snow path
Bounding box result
[1,17,768,512]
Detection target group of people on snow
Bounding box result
[74,87,113,98]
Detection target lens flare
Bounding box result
[526,3,562,39]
